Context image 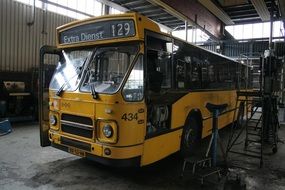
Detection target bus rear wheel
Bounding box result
[181,116,201,157]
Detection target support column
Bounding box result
[185,20,188,42]
[102,4,110,15]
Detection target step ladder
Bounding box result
[226,90,279,167]
[180,156,222,185]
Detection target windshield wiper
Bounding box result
[55,82,67,96]
[90,83,98,99]
[56,58,87,97]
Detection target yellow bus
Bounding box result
[39,12,249,167]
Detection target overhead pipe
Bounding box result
[27,0,35,26]
[269,0,275,50]
[42,0,47,34]
[185,20,188,41]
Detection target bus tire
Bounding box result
[181,116,201,157]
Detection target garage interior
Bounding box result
[0,0,285,189]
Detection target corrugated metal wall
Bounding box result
[0,0,74,72]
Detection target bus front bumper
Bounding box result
[49,131,142,167]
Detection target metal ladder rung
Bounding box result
[247,124,261,128]
[247,126,261,130]
[228,150,261,159]
[226,89,268,168]
[250,118,262,121]
[243,149,262,155]
[247,139,261,143]
[247,129,261,133]
[246,144,262,148]
[247,132,260,136]
[248,121,261,124]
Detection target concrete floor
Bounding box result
[1,123,285,190]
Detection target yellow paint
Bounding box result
[60,99,94,117]
[91,143,103,156]
[45,12,245,166]
[49,131,60,144]
[49,130,141,159]
[141,129,182,166]
[102,144,143,159]
[171,90,237,138]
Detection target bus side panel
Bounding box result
[171,91,219,131]
[202,110,235,137]
[171,90,237,138]
[141,129,182,166]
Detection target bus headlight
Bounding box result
[49,112,59,130]
[97,120,118,144]
[50,115,57,126]
[102,124,113,138]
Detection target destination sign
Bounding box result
[59,19,136,45]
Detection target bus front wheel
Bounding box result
[181,116,201,157]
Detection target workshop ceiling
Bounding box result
[107,0,186,30]
[103,0,284,40]
[216,0,282,24]
[107,0,283,26]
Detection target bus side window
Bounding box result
[157,51,171,89]
[201,60,210,89]
[147,50,163,93]
[122,55,144,101]
[190,59,202,89]
[147,49,171,92]
[173,40,203,90]
[228,61,237,89]
[176,59,186,89]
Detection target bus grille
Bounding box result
[61,114,93,139]
[61,114,93,125]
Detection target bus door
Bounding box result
[145,33,173,134]
[39,45,62,147]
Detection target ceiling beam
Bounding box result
[96,0,172,31]
[96,0,129,12]
[147,0,222,40]
[251,0,270,21]
[146,0,195,26]
[198,0,234,25]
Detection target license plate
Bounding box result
[68,147,85,157]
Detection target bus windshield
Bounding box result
[80,44,138,94]
[49,49,93,92]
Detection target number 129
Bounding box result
[111,23,131,37]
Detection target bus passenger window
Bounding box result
[176,59,186,88]
[158,51,172,88]
[201,60,210,89]
[147,51,163,92]
[189,59,202,89]
[122,55,144,101]
[147,50,171,92]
